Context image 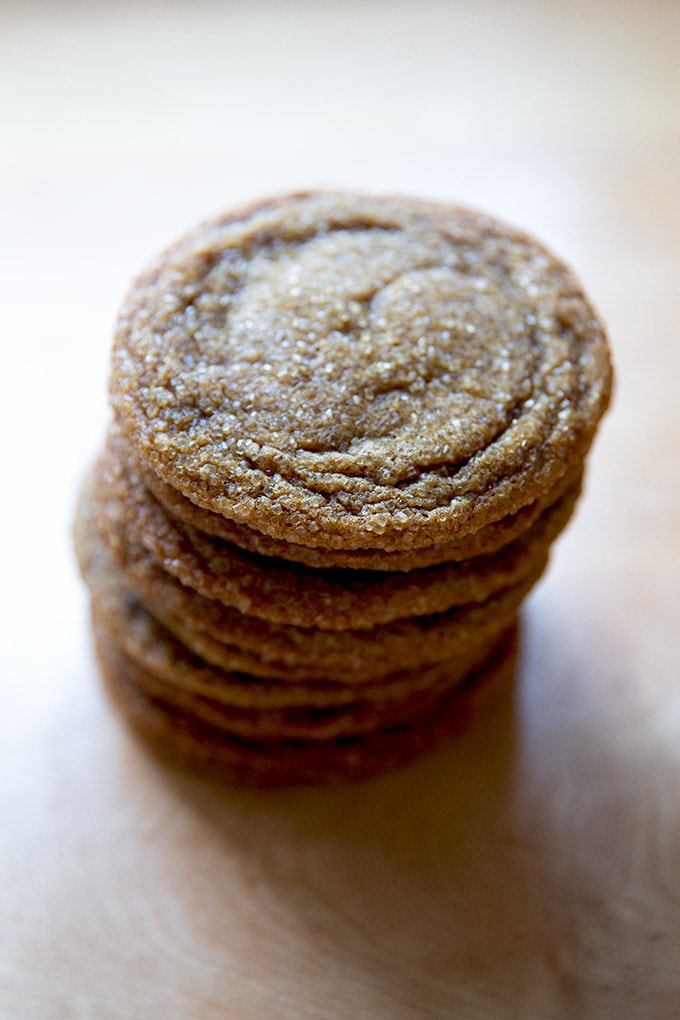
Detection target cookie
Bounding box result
[136,431,583,571]
[75,475,534,685]
[94,431,579,630]
[111,191,612,552]
[92,608,508,740]
[94,616,520,786]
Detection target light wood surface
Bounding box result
[2,2,680,1017]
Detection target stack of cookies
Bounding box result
[75,191,612,785]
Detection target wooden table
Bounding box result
[2,2,679,1016]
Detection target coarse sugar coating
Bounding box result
[78,477,509,709]
[75,472,534,684]
[92,435,572,631]
[110,191,612,551]
[133,429,583,571]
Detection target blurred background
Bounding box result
[2,2,680,1016]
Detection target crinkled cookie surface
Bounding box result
[111,191,612,550]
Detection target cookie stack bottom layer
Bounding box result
[74,423,576,786]
[94,616,519,787]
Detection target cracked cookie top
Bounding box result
[110,191,612,550]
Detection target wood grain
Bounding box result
[1,1,680,1017]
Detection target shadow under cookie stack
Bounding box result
[75,192,612,785]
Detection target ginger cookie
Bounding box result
[111,191,612,552]
[91,608,506,741]
[135,430,583,571]
[75,475,533,685]
[94,617,519,786]
[93,431,578,630]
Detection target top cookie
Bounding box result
[111,191,612,551]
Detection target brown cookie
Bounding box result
[75,475,533,686]
[136,430,583,571]
[94,432,578,630]
[94,616,519,786]
[111,191,612,552]
[91,609,508,741]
